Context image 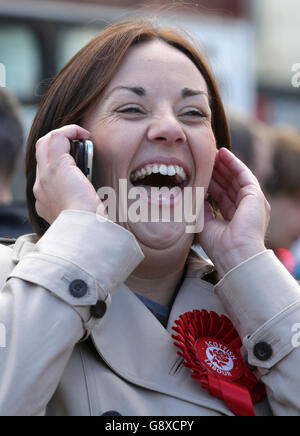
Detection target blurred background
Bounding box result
[1,0,299,198]
[0,0,300,275]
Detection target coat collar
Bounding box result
[11,233,39,263]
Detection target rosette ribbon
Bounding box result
[172,310,266,416]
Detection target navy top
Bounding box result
[135,294,170,328]
[135,264,188,328]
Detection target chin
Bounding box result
[128,220,191,250]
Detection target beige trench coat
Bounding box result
[0,210,300,416]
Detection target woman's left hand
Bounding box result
[196,147,271,277]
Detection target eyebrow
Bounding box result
[104,86,146,100]
[181,87,208,98]
[104,86,208,100]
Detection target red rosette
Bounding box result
[171,310,266,416]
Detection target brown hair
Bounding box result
[26,18,231,236]
[264,127,300,197]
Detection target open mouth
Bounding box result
[130,163,190,190]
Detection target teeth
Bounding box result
[177,167,186,180]
[159,164,168,176]
[167,165,176,176]
[174,174,182,183]
[130,163,188,183]
[152,164,159,174]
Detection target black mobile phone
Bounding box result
[70,139,94,182]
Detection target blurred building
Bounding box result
[0,0,299,201]
[253,0,300,127]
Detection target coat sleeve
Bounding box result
[0,210,144,416]
[214,250,300,416]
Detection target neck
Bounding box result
[0,182,12,205]
[125,241,191,306]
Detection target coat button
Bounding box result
[243,355,256,371]
[253,342,273,361]
[69,280,88,298]
[90,300,107,318]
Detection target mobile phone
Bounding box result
[70,139,94,182]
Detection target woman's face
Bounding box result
[84,39,217,251]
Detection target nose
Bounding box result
[147,112,187,146]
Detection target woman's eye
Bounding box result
[181,109,206,118]
[116,106,145,114]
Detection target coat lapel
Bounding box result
[91,249,231,414]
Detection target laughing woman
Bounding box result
[0,19,300,416]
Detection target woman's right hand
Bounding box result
[33,125,102,224]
